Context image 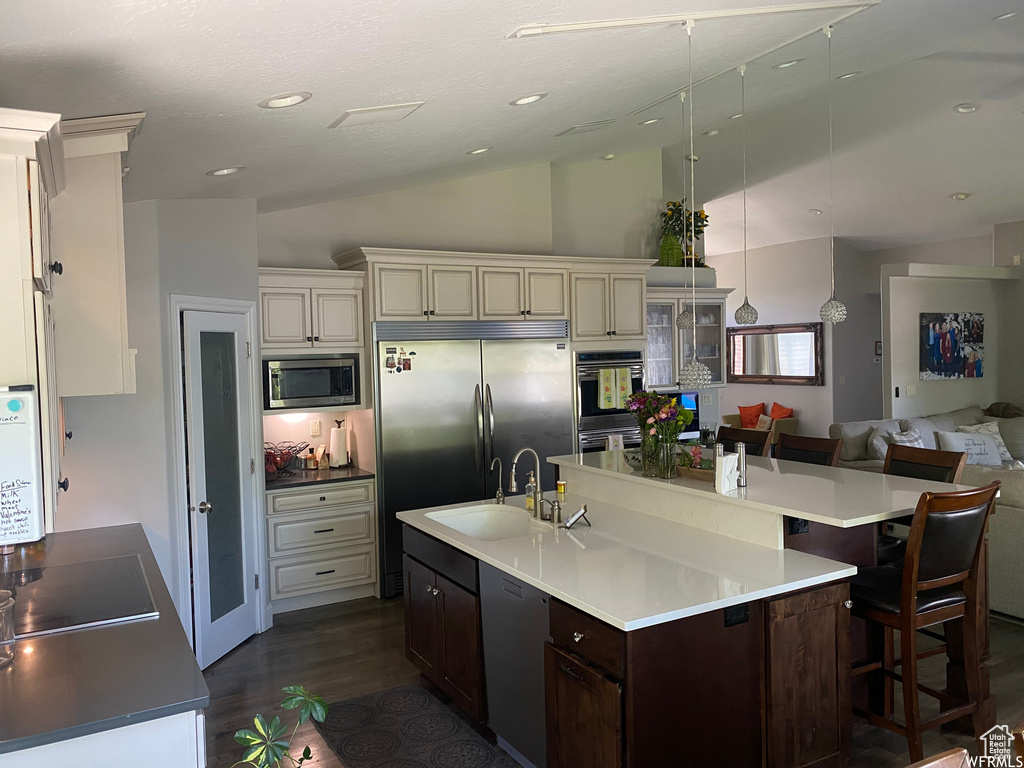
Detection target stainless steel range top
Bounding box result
[6,554,158,639]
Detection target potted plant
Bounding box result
[658,200,709,268]
[233,686,328,768]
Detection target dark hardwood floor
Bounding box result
[204,599,1024,768]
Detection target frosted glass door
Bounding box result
[183,310,258,668]
[645,302,678,389]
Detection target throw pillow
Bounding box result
[935,431,1003,466]
[867,426,892,462]
[755,414,774,431]
[991,417,1024,460]
[770,402,794,420]
[956,422,1013,462]
[900,418,951,450]
[890,429,925,448]
[738,403,765,429]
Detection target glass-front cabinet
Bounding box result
[645,288,733,389]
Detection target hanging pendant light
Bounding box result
[675,93,695,332]
[819,25,847,324]
[734,64,759,325]
[678,22,713,390]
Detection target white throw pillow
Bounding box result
[935,430,1003,466]
[956,422,1013,462]
[890,429,925,448]
[755,414,773,431]
[867,426,891,461]
[992,417,1024,460]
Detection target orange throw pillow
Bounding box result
[738,403,765,428]
[770,402,794,420]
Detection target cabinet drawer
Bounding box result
[269,544,376,600]
[550,599,626,678]
[267,504,373,558]
[270,482,372,513]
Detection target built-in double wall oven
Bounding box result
[574,350,644,453]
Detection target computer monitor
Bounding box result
[666,391,700,441]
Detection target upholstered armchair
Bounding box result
[721,413,799,447]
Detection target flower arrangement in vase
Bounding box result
[627,390,694,477]
[659,199,710,268]
[677,443,715,481]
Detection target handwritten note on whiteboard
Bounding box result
[0,387,45,546]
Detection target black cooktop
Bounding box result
[9,554,158,639]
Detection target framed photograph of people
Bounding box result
[919,312,984,380]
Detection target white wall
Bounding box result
[885,275,1001,420]
[868,234,993,271]
[59,199,260,618]
[994,219,1024,267]
[257,164,554,268]
[831,240,883,423]
[709,237,835,437]
[551,150,663,259]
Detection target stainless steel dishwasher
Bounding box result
[479,562,550,768]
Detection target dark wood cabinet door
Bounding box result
[435,572,486,722]
[403,555,439,682]
[766,581,851,768]
[545,643,622,768]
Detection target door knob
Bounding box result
[844,600,853,609]
[57,477,70,492]
[432,587,440,596]
[49,261,63,275]
[198,501,213,514]
[65,431,73,440]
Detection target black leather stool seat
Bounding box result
[851,566,966,615]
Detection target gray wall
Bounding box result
[831,240,883,423]
[59,199,259,618]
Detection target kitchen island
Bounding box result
[399,488,856,768]
[0,524,209,767]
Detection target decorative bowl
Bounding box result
[622,449,643,471]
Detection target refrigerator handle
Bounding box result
[474,384,484,472]
[484,384,495,466]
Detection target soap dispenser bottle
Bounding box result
[525,471,536,513]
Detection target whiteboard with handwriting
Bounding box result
[0,387,45,546]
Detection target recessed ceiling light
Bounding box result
[836,71,860,80]
[639,117,662,125]
[993,12,1017,20]
[257,91,312,109]
[808,208,823,215]
[954,103,978,114]
[510,93,547,106]
[685,154,699,162]
[601,154,615,161]
[206,166,244,176]
[948,192,971,201]
[772,58,804,70]
[728,113,744,120]
[467,147,492,155]
[703,129,720,136]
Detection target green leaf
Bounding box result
[302,746,312,760]
[254,714,270,739]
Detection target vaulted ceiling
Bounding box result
[2,0,1021,252]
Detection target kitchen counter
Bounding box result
[265,465,374,490]
[398,493,855,631]
[0,524,209,754]
[550,451,971,528]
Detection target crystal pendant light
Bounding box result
[819,25,847,325]
[674,91,695,332]
[734,64,758,325]
[677,23,713,390]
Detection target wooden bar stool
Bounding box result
[716,426,771,457]
[850,482,1000,763]
[877,444,969,566]
[776,433,843,467]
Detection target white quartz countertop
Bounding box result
[549,451,974,528]
[397,493,855,631]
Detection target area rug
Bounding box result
[314,684,519,768]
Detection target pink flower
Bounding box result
[649,427,656,435]
[646,417,655,424]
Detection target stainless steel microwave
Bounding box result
[263,356,359,410]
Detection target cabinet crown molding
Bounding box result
[62,112,146,160]
[333,246,655,274]
[259,266,365,289]
[0,107,66,194]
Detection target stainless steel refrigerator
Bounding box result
[374,321,574,597]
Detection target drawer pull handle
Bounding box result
[560,664,585,683]
[844,600,853,609]
[573,631,584,643]
[432,587,440,596]
[426,584,433,593]
[313,528,334,534]
[319,496,326,501]
[315,569,336,576]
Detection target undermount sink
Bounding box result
[425,504,553,541]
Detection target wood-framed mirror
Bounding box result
[726,322,824,386]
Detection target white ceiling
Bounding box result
[1,0,1021,252]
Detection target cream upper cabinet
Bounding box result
[260,289,310,346]
[570,272,646,342]
[525,268,569,319]
[375,264,428,320]
[479,268,524,320]
[646,288,733,389]
[258,269,366,352]
[428,265,477,319]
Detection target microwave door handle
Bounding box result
[484,384,494,466]
[474,384,484,473]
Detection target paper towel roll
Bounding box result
[329,427,348,467]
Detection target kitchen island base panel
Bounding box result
[0,711,204,768]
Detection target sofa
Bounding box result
[829,405,1024,619]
